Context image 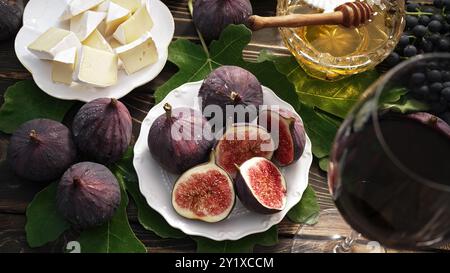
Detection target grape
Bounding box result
[411,72,426,85]
[442,87,450,101]
[423,7,436,13]
[414,85,430,98]
[429,33,442,45]
[419,15,431,26]
[428,20,443,33]
[419,39,434,52]
[444,82,450,88]
[412,25,427,38]
[427,70,443,82]
[404,45,418,57]
[430,82,444,93]
[406,15,419,29]
[406,3,420,12]
[442,71,450,82]
[385,52,400,66]
[438,38,450,51]
[431,14,444,22]
[441,23,450,34]
[434,0,444,8]
[398,35,410,48]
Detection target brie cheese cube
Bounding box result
[70,11,106,41]
[115,32,157,75]
[52,47,77,85]
[83,29,113,52]
[111,0,141,13]
[69,0,105,17]
[28,27,81,60]
[113,6,153,44]
[104,2,131,36]
[76,46,118,87]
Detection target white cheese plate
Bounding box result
[133,81,313,241]
[14,0,174,102]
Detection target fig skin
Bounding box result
[193,0,253,41]
[406,112,450,138]
[6,119,77,182]
[148,103,215,174]
[172,154,235,223]
[214,123,275,178]
[198,66,263,127]
[235,157,287,214]
[56,162,121,229]
[72,98,132,165]
[0,0,24,41]
[259,109,306,166]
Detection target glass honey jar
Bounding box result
[277,0,405,81]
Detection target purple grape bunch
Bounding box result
[383,0,450,67]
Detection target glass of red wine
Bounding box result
[292,53,450,253]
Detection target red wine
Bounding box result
[329,113,450,249]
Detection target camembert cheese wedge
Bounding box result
[52,47,77,85]
[115,32,157,75]
[113,6,153,44]
[111,0,141,13]
[83,29,113,52]
[28,27,81,60]
[70,11,106,41]
[104,2,131,36]
[76,46,118,87]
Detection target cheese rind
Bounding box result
[52,47,77,85]
[92,0,110,12]
[70,11,106,41]
[104,2,131,36]
[69,0,105,17]
[111,0,141,13]
[115,32,158,75]
[76,46,118,87]
[28,27,81,60]
[113,6,153,44]
[83,30,113,53]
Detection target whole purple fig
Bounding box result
[56,162,121,228]
[72,98,132,165]
[198,66,263,127]
[7,119,77,182]
[193,0,253,41]
[148,103,215,174]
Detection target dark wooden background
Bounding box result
[0,0,426,253]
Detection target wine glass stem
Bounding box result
[333,230,360,253]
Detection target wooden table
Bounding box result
[0,0,402,253]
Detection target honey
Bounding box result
[277,0,405,81]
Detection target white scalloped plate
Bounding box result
[14,0,174,102]
[133,81,313,241]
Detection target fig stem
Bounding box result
[230,91,241,103]
[163,103,172,119]
[29,130,40,144]
[110,98,118,106]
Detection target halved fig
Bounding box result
[259,109,306,166]
[172,155,235,223]
[214,124,275,178]
[235,157,287,214]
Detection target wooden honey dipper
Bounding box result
[248,1,374,31]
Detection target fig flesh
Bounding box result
[235,157,287,214]
[214,124,274,178]
[7,119,77,182]
[193,0,253,41]
[198,66,263,128]
[172,155,235,223]
[72,98,132,165]
[148,103,215,174]
[56,162,121,229]
[259,109,306,166]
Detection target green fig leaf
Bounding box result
[287,185,320,225]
